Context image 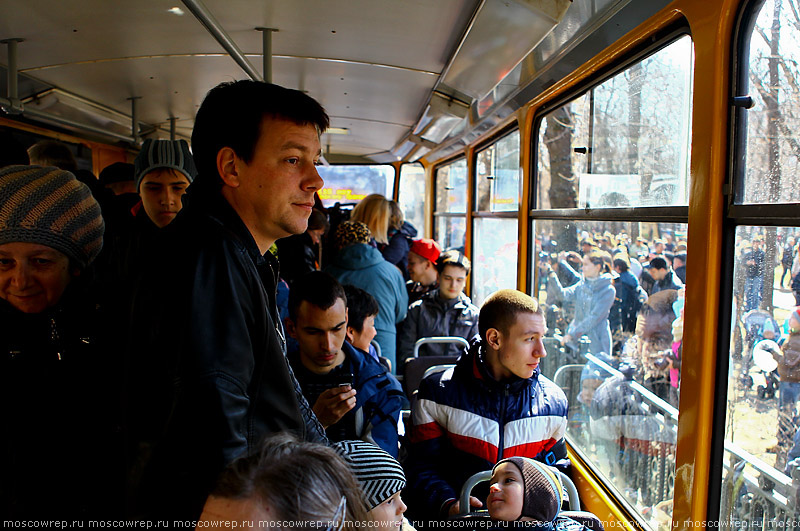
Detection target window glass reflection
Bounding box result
[533,219,687,531]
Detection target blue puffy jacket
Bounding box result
[290,341,404,457]
[406,340,568,519]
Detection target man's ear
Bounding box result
[285,317,297,339]
[486,328,502,351]
[217,147,241,188]
[345,326,355,343]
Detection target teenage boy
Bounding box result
[129,81,329,519]
[406,289,568,520]
[134,139,195,228]
[398,250,479,363]
[286,272,404,457]
[406,238,442,304]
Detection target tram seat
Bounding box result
[402,336,467,400]
[454,469,604,530]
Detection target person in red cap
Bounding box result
[407,238,442,304]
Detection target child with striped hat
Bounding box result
[334,440,415,531]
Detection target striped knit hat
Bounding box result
[333,440,406,510]
[494,457,562,522]
[0,165,104,268]
[134,139,197,190]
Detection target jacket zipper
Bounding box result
[497,384,510,461]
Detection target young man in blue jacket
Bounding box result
[406,289,568,520]
[286,271,404,457]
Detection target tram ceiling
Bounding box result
[0,0,591,161]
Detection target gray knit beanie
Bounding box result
[134,139,197,190]
[0,165,104,268]
[333,440,406,510]
[494,457,562,522]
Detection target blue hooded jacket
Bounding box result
[325,243,408,371]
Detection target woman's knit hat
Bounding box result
[0,165,104,268]
[333,440,406,510]
[494,457,562,522]
[335,221,372,250]
[134,139,197,190]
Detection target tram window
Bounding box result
[471,130,521,306]
[316,165,395,208]
[472,218,518,306]
[533,219,686,530]
[719,226,800,525]
[435,157,467,213]
[434,157,468,250]
[435,216,467,253]
[398,163,426,236]
[536,36,693,209]
[717,0,800,525]
[476,131,520,212]
[738,0,800,204]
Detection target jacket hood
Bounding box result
[332,243,386,270]
[617,270,638,289]
[398,221,418,239]
[586,273,613,291]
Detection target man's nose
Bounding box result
[303,164,324,192]
[534,338,547,357]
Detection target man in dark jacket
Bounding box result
[128,81,329,519]
[398,250,479,363]
[405,289,568,521]
[647,256,684,295]
[610,257,646,350]
[286,272,404,457]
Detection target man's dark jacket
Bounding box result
[128,183,326,519]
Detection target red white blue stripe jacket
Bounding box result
[405,340,568,519]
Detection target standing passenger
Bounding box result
[0,166,119,517]
[325,221,408,372]
[128,81,329,519]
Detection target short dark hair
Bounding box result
[342,285,379,333]
[674,252,687,264]
[27,140,77,172]
[288,271,346,321]
[212,433,368,524]
[191,81,329,189]
[479,289,543,343]
[437,249,471,275]
[613,257,629,272]
[650,257,668,271]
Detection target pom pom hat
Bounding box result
[493,456,563,522]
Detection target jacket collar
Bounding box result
[183,184,266,263]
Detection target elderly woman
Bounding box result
[0,165,118,517]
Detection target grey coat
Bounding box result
[548,272,616,355]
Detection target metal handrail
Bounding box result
[412,336,469,358]
[584,352,679,421]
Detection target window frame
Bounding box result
[710,0,800,522]
[527,25,694,527]
[433,155,469,248]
